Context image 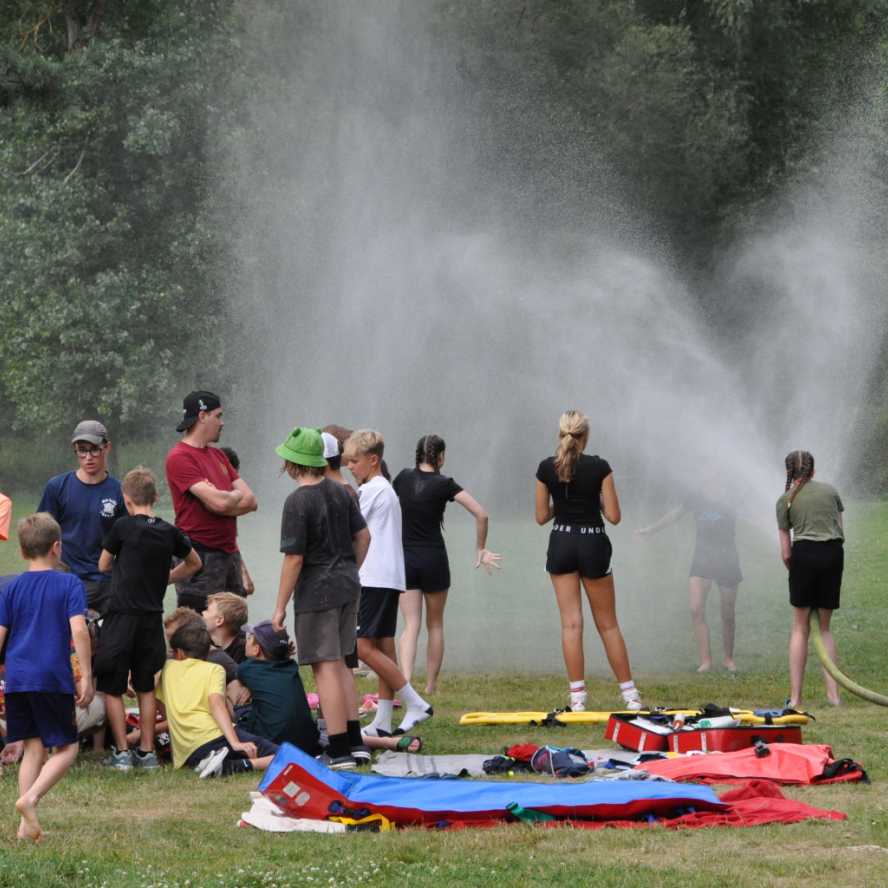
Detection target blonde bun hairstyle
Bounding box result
[554,410,589,482]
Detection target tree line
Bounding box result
[2,1,887,487]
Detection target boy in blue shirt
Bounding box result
[0,513,93,842]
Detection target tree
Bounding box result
[0,0,241,436]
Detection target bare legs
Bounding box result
[423,591,448,693]
[311,659,356,736]
[789,606,840,708]
[719,586,737,671]
[398,590,423,683]
[688,577,737,672]
[551,572,633,685]
[16,739,79,841]
[398,589,450,693]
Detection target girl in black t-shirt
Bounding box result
[535,411,642,713]
[635,477,741,674]
[394,435,501,693]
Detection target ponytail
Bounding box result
[784,449,815,507]
[554,410,589,483]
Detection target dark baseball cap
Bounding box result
[176,390,222,432]
[71,420,109,446]
[245,620,290,660]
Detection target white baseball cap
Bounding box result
[321,432,340,460]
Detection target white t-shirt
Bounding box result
[357,475,405,590]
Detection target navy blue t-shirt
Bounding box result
[38,471,125,581]
[0,570,86,693]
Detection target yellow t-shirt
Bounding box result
[156,658,226,768]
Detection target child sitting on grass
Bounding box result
[204,591,248,663]
[97,467,202,770]
[238,620,321,754]
[0,513,93,841]
[156,622,278,777]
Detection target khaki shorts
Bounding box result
[293,597,358,665]
[76,695,106,735]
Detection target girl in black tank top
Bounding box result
[535,411,642,714]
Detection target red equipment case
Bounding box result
[668,725,802,753]
[604,714,672,752]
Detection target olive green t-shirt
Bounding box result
[775,480,844,542]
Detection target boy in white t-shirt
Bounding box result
[343,430,432,736]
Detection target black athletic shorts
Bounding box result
[689,545,743,588]
[5,691,78,748]
[404,546,451,592]
[184,727,279,770]
[789,539,843,610]
[83,578,112,616]
[546,524,612,579]
[95,612,167,695]
[357,587,401,639]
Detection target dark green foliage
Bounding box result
[2,0,888,479]
[0,1,241,437]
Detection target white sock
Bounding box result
[569,680,586,692]
[619,680,637,694]
[396,682,429,712]
[368,698,394,734]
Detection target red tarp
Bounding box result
[411,781,845,831]
[636,743,865,785]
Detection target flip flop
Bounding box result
[395,735,422,754]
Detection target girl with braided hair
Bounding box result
[394,434,500,693]
[535,411,642,712]
[776,450,844,707]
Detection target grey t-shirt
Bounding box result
[776,480,844,542]
[280,478,366,613]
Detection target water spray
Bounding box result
[809,610,888,707]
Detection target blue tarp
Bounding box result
[260,743,723,819]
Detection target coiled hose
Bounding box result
[809,609,888,706]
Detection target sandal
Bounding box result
[395,735,422,754]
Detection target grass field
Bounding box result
[1,497,887,886]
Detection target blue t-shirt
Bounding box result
[38,471,125,581]
[0,571,86,693]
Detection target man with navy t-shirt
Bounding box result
[37,420,125,615]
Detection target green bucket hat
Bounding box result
[275,427,328,468]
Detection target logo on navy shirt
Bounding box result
[100,498,117,518]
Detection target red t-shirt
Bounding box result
[165,442,240,553]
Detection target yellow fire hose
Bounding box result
[809,609,888,706]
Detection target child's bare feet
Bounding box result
[723,658,737,673]
[696,662,712,673]
[15,797,43,842]
[826,694,841,706]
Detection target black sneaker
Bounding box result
[316,751,357,771]
[350,744,372,764]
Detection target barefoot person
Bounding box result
[777,450,844,708]
[0,513,94,841]
[394,434,501,693]
[635,475,741,673]
[535,410,642,712]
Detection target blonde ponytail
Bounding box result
[554,410,589,482]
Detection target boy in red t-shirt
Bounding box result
[164,391,258,612]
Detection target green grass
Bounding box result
[1,498,888,885]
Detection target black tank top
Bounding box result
[536,454,612,526]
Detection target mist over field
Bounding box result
[219,1,887,674]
